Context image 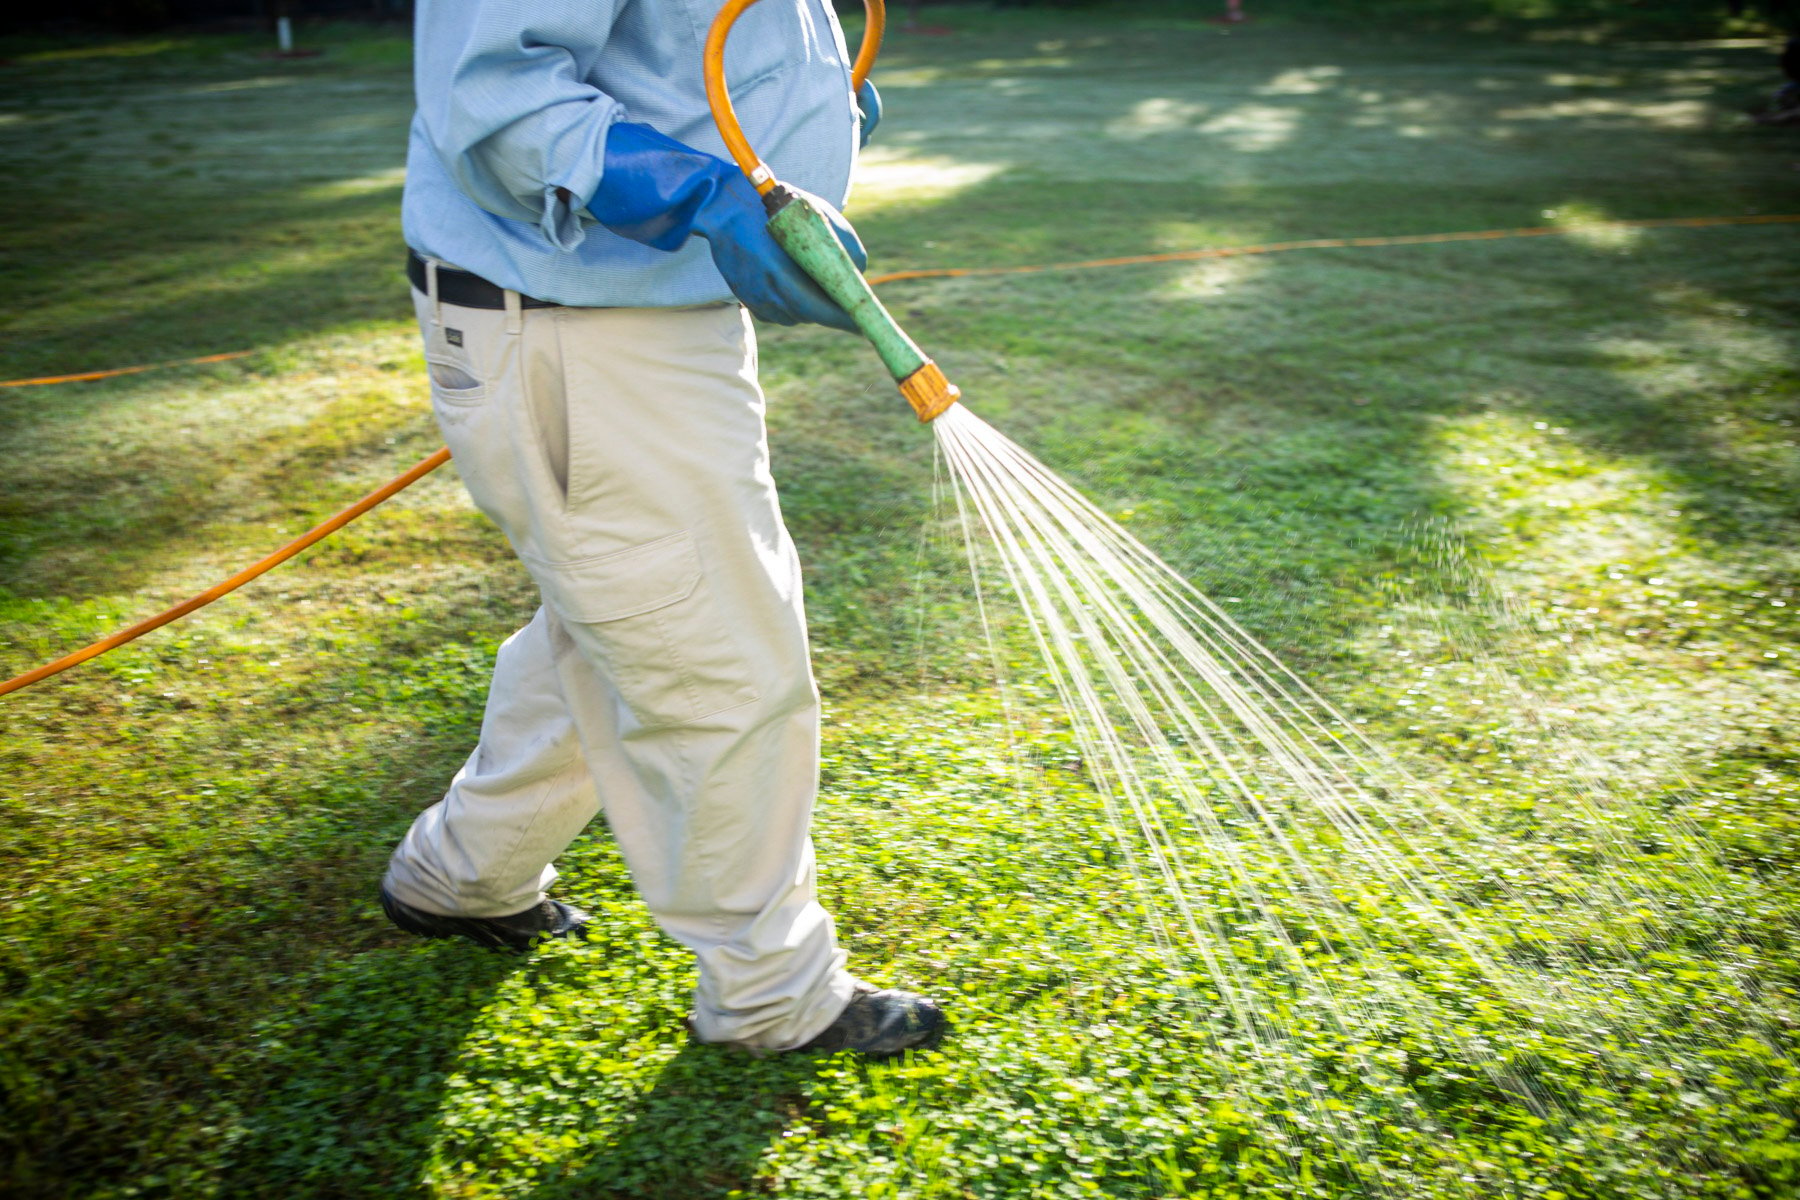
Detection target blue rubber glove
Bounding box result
[587,122,867,331]
[857,78,881,148]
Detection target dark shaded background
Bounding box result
[2,0,1796,39]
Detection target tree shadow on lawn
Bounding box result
[214,958,823,1200]
[2,16,1784,388]
[506,1042,827,1200]
[0,183,413,394]
[1310,217,1800,556]
[225,986,831,1199]
[0,31,414,390]
[0,176,426,605]
[213,942,527,1197]
[0,828,493,1197]
[0,373,447,604]
[0,603,539,1197]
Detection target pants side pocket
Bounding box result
[526,532,761,729]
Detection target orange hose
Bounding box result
[865,212,1800,286]
[0,447,450,699]
[1,350,254,389]
[851,0,884,91]
[703,0,774,193]
[707,0,884,192]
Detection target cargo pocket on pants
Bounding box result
[525,532,761,729]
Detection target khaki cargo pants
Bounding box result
[383,273,854,1051]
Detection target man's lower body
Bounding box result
[382,270,854,1052]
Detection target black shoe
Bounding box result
[379,884,589,953]
[799,982,948,1057]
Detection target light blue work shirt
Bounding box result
[403,0,861,308]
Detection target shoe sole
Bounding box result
[378,889,587,954]
[685,1011,950,1058]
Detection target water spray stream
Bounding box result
[926,401,1785,1181]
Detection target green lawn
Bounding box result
[2,9,1798,1198]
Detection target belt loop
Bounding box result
[425,259,442,328]
[503,288,523,336]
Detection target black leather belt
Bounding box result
[406,250,560,310]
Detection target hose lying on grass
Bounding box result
[3,210,1796,699]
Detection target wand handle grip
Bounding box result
[766,189,959,423]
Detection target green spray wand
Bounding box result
[704,0,961,423]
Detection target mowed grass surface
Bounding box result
[2,10,1798,1198]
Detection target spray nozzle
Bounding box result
[707,0,960,423]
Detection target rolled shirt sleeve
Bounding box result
[416,0,626,251]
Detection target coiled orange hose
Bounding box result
[708,0,883,194]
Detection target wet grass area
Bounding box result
[1,7,1798,1198]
